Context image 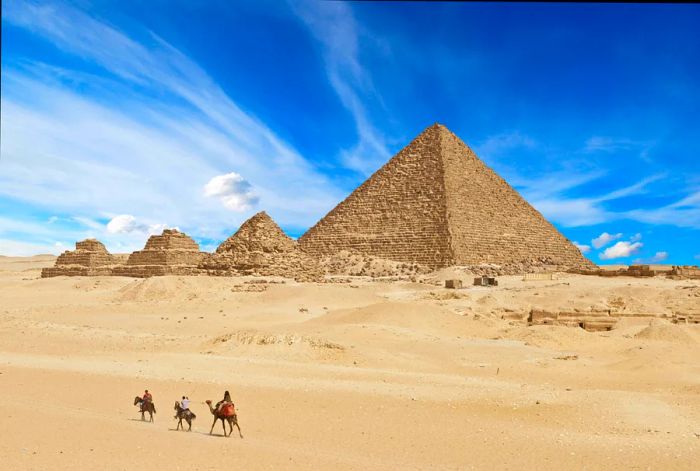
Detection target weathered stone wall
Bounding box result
[671,265,700,279]
[299,126,453,267]
[300,123,593,270]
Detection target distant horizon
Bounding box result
[1,1,699,264]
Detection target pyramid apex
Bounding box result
[416,122,456,139]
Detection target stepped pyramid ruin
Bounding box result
[113,229,204,277]
[202,211,323,281]
[300,123,594,270]
[42,239,124,277]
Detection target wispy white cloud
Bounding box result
[1,0,344,255]
[633,251,669,264]
[515,168,683,228]
[623,190,700,229]
[474,131,537,160]
[584,136,634,153]
[0,239,65,257]
[592,232,623,249]
[291,0,390,174]
[583,136,655,162]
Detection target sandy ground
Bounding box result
[1,255,699,470]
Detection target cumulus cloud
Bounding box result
[203,173,259,212]
[573,242,591,254]
[106,214,166,235]
[599,241,643,260]
[592,232,623,249]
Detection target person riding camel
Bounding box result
[215,390,234,416]
[175,395,191,419]
[142,389,152,410]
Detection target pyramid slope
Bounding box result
[300,124,593,269]
[438,126,591,266]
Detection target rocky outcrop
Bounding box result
[201,212,323,282]
[42,239,122,277]
[113,229,204,277]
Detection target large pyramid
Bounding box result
[299,124,594,270]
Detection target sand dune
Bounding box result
[1,256,698,469]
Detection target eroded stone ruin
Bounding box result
[299,124,594,271]
[200,211,323,282]
[112,229,204,277]
[42,239,123,277]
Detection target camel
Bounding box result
[133,396,156,422]
[205,400,243,438]
[173,401,196,431]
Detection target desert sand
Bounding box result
[1,255,699,470]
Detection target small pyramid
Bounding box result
[300,124,594,270]
[113,229,204,277]
[204,211,323,281]
[216,211,296,255]
[42,238,119,277]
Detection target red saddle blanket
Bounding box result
[220,403,235,417]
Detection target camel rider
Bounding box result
[175,395,190,419]
[215,390,233,413]
[143,389,152,408]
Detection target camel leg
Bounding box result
[187,418,192,432]
[234,420,243,438]
[222,418,229,437]
[176,418,181,431]
[209,417,217,435]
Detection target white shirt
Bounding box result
[181,399,190,409]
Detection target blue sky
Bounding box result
[1,1,699,264]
